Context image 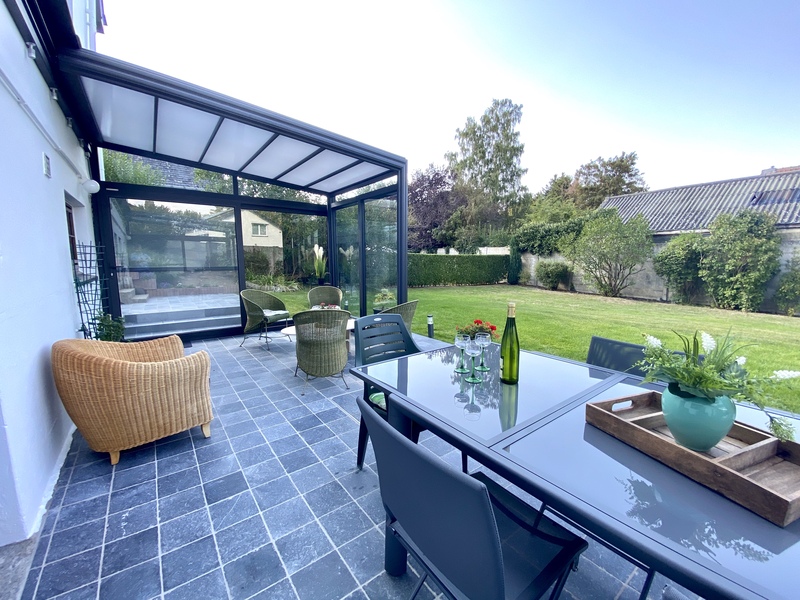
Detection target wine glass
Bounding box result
[464,386,482,421]
[464,340,483,384]
[454,334,470,373]
[453,378,469,405]
[474,332,491,372]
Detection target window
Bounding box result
[252,223,267,236]
[66,204,78,269]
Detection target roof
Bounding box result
[600,171,800,234]
[55,48,406,197]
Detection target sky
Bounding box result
[95,0,800,194]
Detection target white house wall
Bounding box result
[0,1,97,546]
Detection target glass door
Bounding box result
[110,198,240,339]
[335,205,360,315]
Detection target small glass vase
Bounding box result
[660,384,736,452]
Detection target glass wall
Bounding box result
[110,198,239,339]
[365,197,398,313]
[336,205,360,316]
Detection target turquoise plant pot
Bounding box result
[660,384,736,452]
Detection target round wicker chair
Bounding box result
[240,289,291,347]
[51,335,213,465]
[293,308,350,394]
[307,286,343,308]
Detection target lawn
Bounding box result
[405,285,800,413]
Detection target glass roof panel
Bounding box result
[81,77,154,150]
[279,150,358,186]
[243,136,318,179]
[202,119,274,170]
[156,100,220,162]
[314,162,390,193]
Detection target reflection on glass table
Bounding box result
[359,345,617,443]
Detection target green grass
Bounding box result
[404,285,800,413]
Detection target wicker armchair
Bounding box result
[51,335,213,465]
[293,309,350,393]
[307,286,343,308]
[240,289,291,347]
[377,299,419,331]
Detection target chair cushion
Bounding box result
[263,309,290,320]
[368,392,387,410]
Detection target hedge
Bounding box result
[514,211,603,256]
[409,254,509,287]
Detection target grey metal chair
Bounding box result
[358,395,588,600]
[353,314,422,470]
[293,308,350,394]
[585,336,648,377]
[308,285,343,308]
[239,290,290,348]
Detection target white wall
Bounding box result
[0,1,97,545]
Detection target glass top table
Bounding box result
[355,344,619,444]
[352,347,800,599]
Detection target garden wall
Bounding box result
[521,228,800,310]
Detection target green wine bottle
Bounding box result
[500,302,519,384]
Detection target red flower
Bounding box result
[474,319,482,325]
[490,325,497,331]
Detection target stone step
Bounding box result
[124,314,242,340]
[124,305,240,325]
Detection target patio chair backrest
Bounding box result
[353,314,420,368]
[377,299,419,331]
[308,286,343,308]
[586,336,647,377]
[357,396,506,599]
[293,309,350,378]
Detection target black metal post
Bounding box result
[427,314,434,338]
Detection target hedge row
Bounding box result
[409,254,509,287]
[515,212,598,255]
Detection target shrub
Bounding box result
[95,313,125,342]
[699,210,781,311]
[653,233,706,304]
[776,251,800,316]
[515,213,596,256]
[507,243,522,285]
[535,260,571,290]
[408,254,508,287]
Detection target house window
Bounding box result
[66,204,78,269]
[252,223,267,236]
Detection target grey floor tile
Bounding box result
[275,522,334,575]
[98,558,161,600]
[160,508,212,553]
[209,491,260,531]
[319,504,374,547]
[252,476,299,511]
[159,485,206,522]
[162,535,220,592]
[262,497,315,540]
[112,462,156,491]
[54,496,108,532]
[216,515,270,563]
[101,527,159,577]
[338,528,385,584]
[165,568,228,599]
[158,467,202,498]
[290,463,335,494]
[304,481,352,518]
[105,501,158,542]
[291,552,358,600]
[62,474,112,506]
[36,548,101,598]
[223,544,285,600]
[204,471,249,504]
[46,519,105,562]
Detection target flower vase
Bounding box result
[660,384,736,452]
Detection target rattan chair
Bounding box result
[51,335,213,465]
[378,299,419,331]
[240,289,290,348]
[307,286,343,308]
[293,308,350,393]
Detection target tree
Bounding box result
[699,210,781,311]
[408,165,468,251]
[102,150,165,186]
[570,151,648,210]
[653,233,706,304]
[527,173,578,223]
[446,99,529,224]
[562,210,653,297]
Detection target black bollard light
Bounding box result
[427,314,434,338]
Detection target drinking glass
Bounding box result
[464,386,482,421]
[464,340,483,384]
[454,334,470,373]
[474,332,491,372]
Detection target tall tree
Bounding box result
[527,173,577,223]
[407,165,467,252]
[570,151,648,210]
[446,99,529,223]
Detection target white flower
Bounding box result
[736,356,747,366]
[313,244,324,259]
[773,370,800,380]
[700,332,716,353]
[644,335,662,349]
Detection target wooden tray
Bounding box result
[586,391,800,526]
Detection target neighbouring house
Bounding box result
[599,168,800,304]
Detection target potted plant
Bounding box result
[313,244,327,285]
[95,313,125,342]
[455,319,499,340]
[637,330,799,450]
[373,288,396,312]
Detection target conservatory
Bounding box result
[58,48,409,339]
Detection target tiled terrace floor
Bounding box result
[20,335,699,600]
